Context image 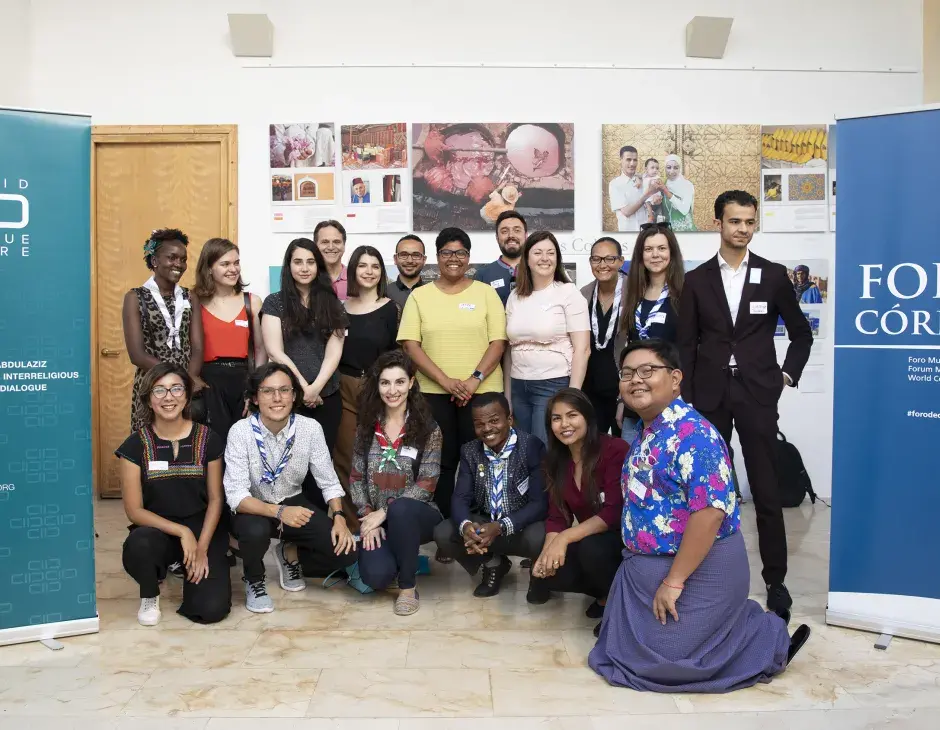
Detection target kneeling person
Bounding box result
[224,363,357,613]
[434,392,547,597]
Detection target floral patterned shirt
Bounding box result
[621,398,739,555]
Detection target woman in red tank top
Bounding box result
[193,239,266,440]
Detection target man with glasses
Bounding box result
[474,210,527,306]
[224,362,357,613]
[388,234,427,308]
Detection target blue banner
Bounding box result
[830,108,940,638]
[0,108,96,641]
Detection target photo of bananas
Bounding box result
[761,126,828,167]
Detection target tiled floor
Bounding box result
[2,500,939,728]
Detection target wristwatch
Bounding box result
[471,370,484,382]
[332,510,347,520]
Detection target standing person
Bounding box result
[224,363,357,613]
[349,351,443,614]
[793,264,823,304]
[116,363,230,626]
[505,232,590,444]
[314,219,349,301]
[123,228,206,431]
[398,227,507,547]
[528,389,629,636]
[589,339,808,692]
[473,210,526,306]
[193,238,266,440]
[434,392,547,597]
[677,190,813,621]
[313,123,335,168]
[661,154,697,232]
[388,234,427,308]
[618,222,685,444]
[260,239,346,470]
[334,246,399,489]
[608,146,660,232]
[580,237,628,435]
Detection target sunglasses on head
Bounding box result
[640,221,673,231]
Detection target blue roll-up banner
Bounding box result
[830,106,940,643]
[0,108,98,645]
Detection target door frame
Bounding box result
[90,124,238,497]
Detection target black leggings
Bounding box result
[201,359,250,441]
[299,390,343,507]
[357,498,442,589]
[584,387,620,436]
[531,530,623,600]
[424,393,477,519]
[122,513,231,624]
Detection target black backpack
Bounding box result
[776,431,816,507]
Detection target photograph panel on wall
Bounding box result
[601,124,761,234]
[828,124,837,231]
[411,122,575,232]
[760,125,829,232]
[340,123,410,233]
[269,122,338,232]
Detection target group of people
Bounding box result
[116,189,813,694]
[609,146,697,232]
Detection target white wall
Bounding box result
[17,0,926,497]
[0,0,32,108]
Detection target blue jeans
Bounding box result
[511,376,569,444]
[621,415,640,446]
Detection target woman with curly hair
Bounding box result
[122,228,206,431]
[348,350,443,614]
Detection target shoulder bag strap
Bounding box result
[244,292,256,372]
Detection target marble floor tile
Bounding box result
[307,668,492,717]
[73,629,260,669]
[820,660,940,709]
[204,720,399,730]
[560,628,598,666]
[405,630,573,669]
[586,707,940,729]
[401,718,587,730]
[244,630,409,668]
[0,666,149,716]
[490,667,680,716]
[11,720,209,730]
[122,667,320,717]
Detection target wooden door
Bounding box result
[92,125,237,497]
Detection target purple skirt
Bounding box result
[588,530,789,693]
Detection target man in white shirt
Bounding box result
[608,145,658,231]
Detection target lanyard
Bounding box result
[635,285,669,340]
[251,413,296,486]
[590,277,623,350]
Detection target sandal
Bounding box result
[394,589,420,616]
[435,547,454,564]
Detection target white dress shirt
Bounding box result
[718,251,749,366]
[609,174,649,231]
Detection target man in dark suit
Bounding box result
[677,190,812,622]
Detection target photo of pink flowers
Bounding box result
[269,123,336,168]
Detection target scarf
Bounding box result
[143,275,187,350]
[483,428,517,521]
[590,276,623,350]
[635,285,669,340]
[374,419,405,472]
[251,413,296,486]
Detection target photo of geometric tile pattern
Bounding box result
[789,173,827,202]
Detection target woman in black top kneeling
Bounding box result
[116,362,231,626]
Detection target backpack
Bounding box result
[776,431,816,507]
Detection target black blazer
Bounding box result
[677,252,813,411]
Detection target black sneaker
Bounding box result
[526,576,551,605]
[585,600,605,619]
[593,621,602,638]
[787,624,811,665]
[520,558,532,569]
[474,556,511,598]
[167,562,184,579]
[767,583,793,624]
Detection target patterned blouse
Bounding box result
[621,398,740,556]
[349,420,443,516]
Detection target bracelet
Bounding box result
[276,505,286,523]
[662,579,684,590]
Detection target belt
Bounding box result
[339,364,366,378]
[204,357,248,368]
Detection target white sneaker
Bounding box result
[137,596,161,626]
[274,541,307,592]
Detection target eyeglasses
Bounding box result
[438,249,470,261]
[619,365,672,381]
[259,386,294,397]
[396,252,426,261]
[589,255,623,265]
[640,221,672,231]
[151,384,186,398]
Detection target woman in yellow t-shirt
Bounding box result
[398,227,507,553]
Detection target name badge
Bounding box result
[149,461,169,472]
[490,278,505,289]
[648,312,667,325]
[599,491,606,504]
[628,477,647,501]
[400,446,418,459]
[518,477,529,495]
[750,301,768,315]
[459,303,476,311]
[749,268,762,284]
[343,329,349,337]
[234,319,249,328]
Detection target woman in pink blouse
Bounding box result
[504,232,590,444]
[528,388,629,636]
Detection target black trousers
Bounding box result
[700,373,787,586]
[358,497,442,590]
[298,389,343,507]
[231,493,357,582]
[530,530,623,601]
[425,393,477,519]
[584,387,620,436]
[434,515,545,575]
[201,359,250,441]
[122,513,231,624]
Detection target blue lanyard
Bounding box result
[635,286,669,339]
